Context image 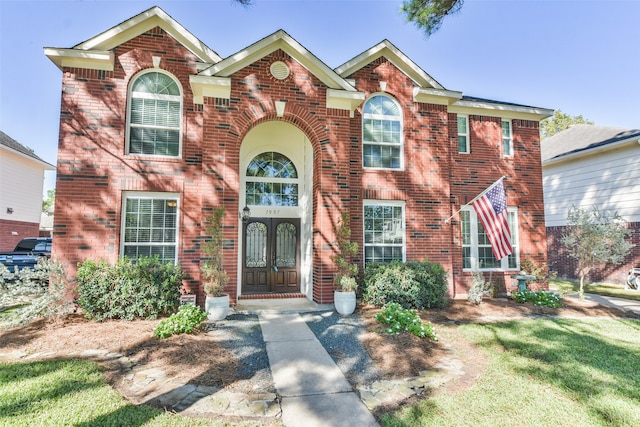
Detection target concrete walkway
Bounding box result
[259,312,378,427]
[565,292,640,315]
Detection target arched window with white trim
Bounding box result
[362,94,403,169]
[127,71,182,156]
[245,151,299,206]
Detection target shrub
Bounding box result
[468,270,494,305]
[76,257,183,321]
[512,289,563,308]
[363,260,448,309]
[0,258,69,328]
[375,302,437,340]
[153,304,207,338]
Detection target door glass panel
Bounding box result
[275,222,296,268]
[245,222,267,268]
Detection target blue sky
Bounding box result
[1,0,639,194]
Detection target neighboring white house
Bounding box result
[542,124,640,283]
[0,131,56,251]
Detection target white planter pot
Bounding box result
[205,295,229,321]
[334,291,356,316]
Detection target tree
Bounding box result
[561,206,634,298]
[42,189,55,215]
[541,110,594,139]
[234,0,463,37]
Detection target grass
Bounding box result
[0,359,245,427]
[552,279,640,302]
[381,318,640,427]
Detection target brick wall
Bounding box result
[547,222,640,285]
[0,219,40,251]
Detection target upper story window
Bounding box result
[457,115,469,153]
[502,120,513,157]
[245,151,299,206]
[127,71,182,157]
[362,94,403,169]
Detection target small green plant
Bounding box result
[331,212,359,291]
[375,302,437,340]
[468,269,493,305]
[201,207,229,297]
[153,304,207,338]
[511,289,563,308]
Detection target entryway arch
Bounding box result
[238,121,314,299]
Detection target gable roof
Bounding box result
[45,6,221,71]
[0,131,55,170]
[542,124,640,165]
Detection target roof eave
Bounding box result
[0,146,56,170]
[45,47,115,71]
[451,99,554,121]
[543,136,640,166]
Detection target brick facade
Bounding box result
[47,8,551,305]
[0,220,40,251]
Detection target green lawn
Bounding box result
[0,359,250,427]
[552,279,640,302]
[381,318,640,427]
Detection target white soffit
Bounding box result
[450,100,554,121]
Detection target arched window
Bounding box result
[362,94,403,169]
[245,152,298,206]
[127,71,182,156]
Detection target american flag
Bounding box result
[472,179,513,260]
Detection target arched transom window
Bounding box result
[245,151,299,206]
[362,94,403,169]
[127,71,182,156]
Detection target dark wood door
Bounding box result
[242,218,300,294]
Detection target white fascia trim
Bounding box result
[451,99,554,121]
[0,146,56,170]
[72,7,221,64]
[335,40,444,89]
[543,137,640,167]
[44,48,115,71]
[413,87,463,105]
[326,89,365,117]
[189,75,231,104]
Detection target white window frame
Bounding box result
[457,115,469,154]
[363,200,406,265]
[362,94,404,170]
[126,70,183,157]
[502,119,513,157]
[461,206,519,271]
[120,192,180,264]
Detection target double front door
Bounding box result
[242,218,300,294]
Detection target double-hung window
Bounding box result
[363,201,405,264]
[461,206,518,270]
[502,120,513,157]
[121,192,179,263]
[127,71,182,156]
[362,95,403,169]
[457,115,469,153]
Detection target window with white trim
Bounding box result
[457,115,469,153]
[502,120,513,157]
[363,201,405,264]
[127,71,182,156]
[461,206,518,270]
[121,192,179,263]
[362,94,403,169]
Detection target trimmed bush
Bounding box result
[153,304,207,338]
[511,289,563,308]
[375,302,437,340]
[363,260,448,310]
[76,257,183,321]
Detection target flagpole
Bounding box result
[444,176,506,224]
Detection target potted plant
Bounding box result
[331,212,359,315]
[201,207,230,321]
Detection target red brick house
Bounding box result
[45,7,552,305]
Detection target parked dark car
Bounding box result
[0,238,52,274]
